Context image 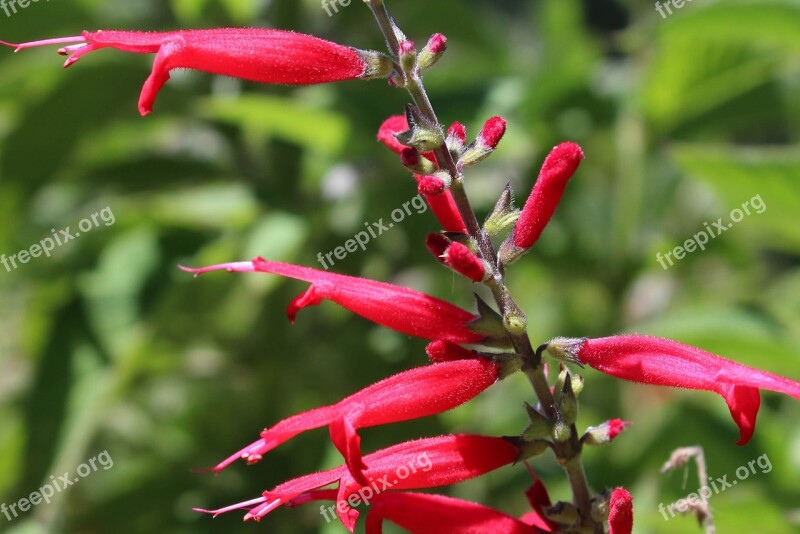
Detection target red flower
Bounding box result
[442,241,487,282]
[501,142,584,263]
[365,492,545,534]
[608,487,633,534]
[181,257,483,343]
[196,434,520,531]
[2,29,390,115]
[546,335,800,444]
[212,358,501,485]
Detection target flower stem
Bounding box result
[366,2,601,531]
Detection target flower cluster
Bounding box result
[5,4,800,533]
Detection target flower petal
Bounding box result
[548,335,800,444]
[181,257,483,343]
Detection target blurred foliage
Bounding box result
[0,0,799,533]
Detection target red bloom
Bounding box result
[212,358,500,485]
[365,492,544,534]
[502,142,584,261]
[443,242,487,282]
[181,257,483,343]
[546,335,800,444]
[196,434,520,531]
[2,29,389,115]
[608,487,633,534]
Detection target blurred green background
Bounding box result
[1,0,799,532]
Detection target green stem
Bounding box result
[366,2,601,531]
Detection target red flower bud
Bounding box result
[447,121,467,144]
[478,116,507,150]
[512,142,584,250]
[3,29,390,116]
[443,242,486,282]
[609,487,633,534]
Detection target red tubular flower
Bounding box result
[2,29,390,116]
[501,142,584,263]
[212,358,501,485]
[365,492,544,534]
[196,434,520,531]
[443,242,487,282]
[181,257,483,343]
[547,335,800,444]
[608,487,633,534]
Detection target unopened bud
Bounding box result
[512,142,584,250]
[417,171,452,196]
[446,121,467,156]
[398,40,416,72]
[460,116,507,167]
[582,419,632,446]
[443,242,488,282]
[418,33,447,70]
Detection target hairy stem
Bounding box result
[365,1,600,531]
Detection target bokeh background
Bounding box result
[1,0,799,532]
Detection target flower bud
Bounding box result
[398,40,416,72]
[460,116,507,167]
[418,33,447,70]
[510,142,584,253]
[417,171,453,196]
[581,419,632,446]
[557,373,578,425]
[446,121,467,155]
[443,242,488,282]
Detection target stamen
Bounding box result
[193,496,268,518]
[1,36,87,53]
